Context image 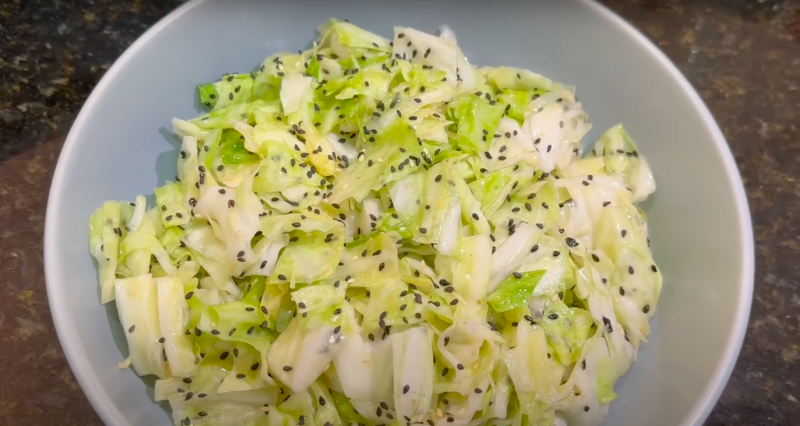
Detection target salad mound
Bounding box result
[89,19,661,426]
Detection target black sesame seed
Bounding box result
[283,365,293,371]
[128,325,136,333]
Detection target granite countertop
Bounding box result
[0,0,797,424]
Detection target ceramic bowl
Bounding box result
[44,1,754,425]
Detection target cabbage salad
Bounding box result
[89,19,661,426]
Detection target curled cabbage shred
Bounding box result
[90,19,661,426]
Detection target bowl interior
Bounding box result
[45,1,753,425]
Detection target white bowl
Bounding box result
[44,1,754,425]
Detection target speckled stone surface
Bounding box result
[0,0,797,425]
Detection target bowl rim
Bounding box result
[582,2,754,426]
[44,1,755,425]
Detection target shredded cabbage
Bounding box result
[91,19,660,426]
